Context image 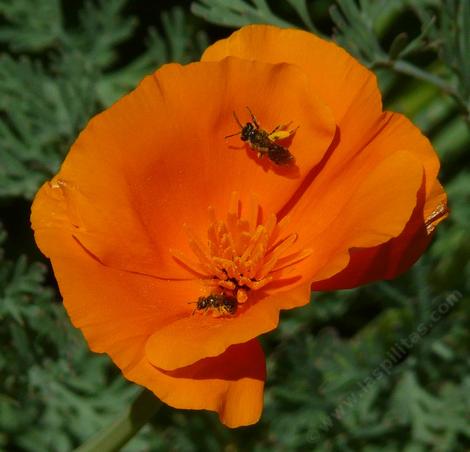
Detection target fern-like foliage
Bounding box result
[1,1,469,451]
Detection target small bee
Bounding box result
[191,294,238,316]
[225,107,297,165]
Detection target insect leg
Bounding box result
[187,301,198,315]
[269,126,299,142]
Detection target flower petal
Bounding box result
[46,56,335,280]
[203,26,441,197]
[202,26,445,286]
[312,179,447,290]
[31,189,264,427]
[136,340,265,428]
[145,282,311,370]
[295,112,446,288]
[202,24,383,153]
[32,183,198,346]
[32,180,308,374]
[287,148,424,282]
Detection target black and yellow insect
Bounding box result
[191,294,238,316]
[225,107,296,165]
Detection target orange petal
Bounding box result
[297,112,446,289]
[32,178,194,359]
[312,179,447,290]
[135,340,265,428]
[203,26,441,196]
[202,25,383,157]
[146,282,311,370]
[32,192,264,427]
[287,148,424,282]
[43,56,335,280]
[32,174,308,380]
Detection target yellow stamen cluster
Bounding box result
[172,193,311,305]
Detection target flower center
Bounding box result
[171,192,312,305]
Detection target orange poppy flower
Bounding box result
[31,25,447,427]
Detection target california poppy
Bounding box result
[31,25,447,427]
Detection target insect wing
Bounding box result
[268,144,295,165]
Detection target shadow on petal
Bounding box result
[154,339,266,382]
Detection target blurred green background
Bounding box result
[0,1,469,451]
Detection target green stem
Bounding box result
[374,59,456,96]
[392,63,470,128]
[75,389,161,452]
[391,60,456,96]
[375,58,470,124]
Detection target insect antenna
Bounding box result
[225,111,244,139]
[245,106,260,128]
[224,130,241,139]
